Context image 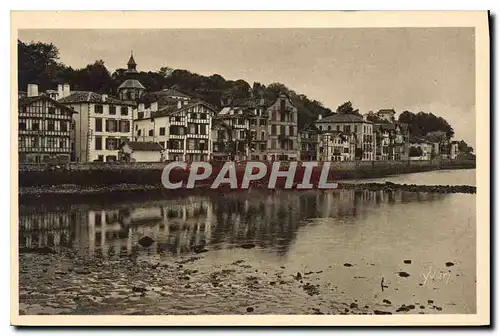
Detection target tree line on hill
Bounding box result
[18,40,473,153]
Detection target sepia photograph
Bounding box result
[10,11,490,326]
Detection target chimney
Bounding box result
[363,113,368,121]
[27,84,39,97]
[102,94,108,102]
[57,84,63,99]
[62,84,70,98]
[151,101,158,112]
[177,101,182,109]
[318,114,322,120]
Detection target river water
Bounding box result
[18,169,476,315]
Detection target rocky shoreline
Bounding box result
[19,247,458,316]
[18,181,476,199]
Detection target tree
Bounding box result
[398,110,455,138]
[336,101,361,116]
[424,131,448,143]
[18,40,63,91]
[409,146,424,157]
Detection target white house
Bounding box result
[133,99,216,162]
[58,86,135,163]
[119,141,164,162]
[409,137,434,161]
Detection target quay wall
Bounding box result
[18,159,476,187]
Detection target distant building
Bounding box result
[117,52,146,104]
[133,100,216,162]
[450,141,459,160]
[211,117,235,162]
[267,94,299,161]
[58,86,136,162]
[215,93,297,161]
[298,124,320,161]
[409,137,433,161]
[315,113,375,161]
[119,141,164,162]
[18,84,77,163]
[317,131,356,162]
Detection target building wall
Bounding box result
[66,102,133,162]
[133,103,213,162]
[18,99,73,163]
[266,95,299,160]
[131,151,163,162]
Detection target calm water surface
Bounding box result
[340,168,476,186]
[19,170,476,315]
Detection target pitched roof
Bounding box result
[134,99,216,120]
[410,136,432,144]
[139,91,189,107]
[123,141,164,151]
[375,123,396,132]
[19,95,78,114]
[118,79,145,90]
[159,88,190,98]
[377,109,396,114]
[58,91,136,106]
[317,113,368,123]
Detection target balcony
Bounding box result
[187,118,209,124]
[169,134,185,139]
[186,133,209,139]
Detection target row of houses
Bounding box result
[17,54,460,164]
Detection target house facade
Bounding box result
[409,137,434,161]
[267,94,299,161]
[315,113,374,161]
[133,100,216,162]
[18,84,76,164]
[317,131,356,162]
[119,141,164,162]
[298,124,319,161]
[58,87,135,163]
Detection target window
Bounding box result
[261,131,266,141]
[105,155,117,162]
[280,125,286,135]
[48,107,55,114]
[59,139,66,148]
[159,127,166,136]
[109,106,116,115]
[119,120,130,133]
[105,137,117,150]
[137,130,142,136]
[271,139,277,149]
[95,105,103,114]
[280,99,286,112]
[95,136,102,150]
[121,107,128,116]
[343,125,351,133]
[106,119,118,132]
[138,112,144,119]
[344,148,349,153]
[60,121,68,132]
[336,125,341,132]
[289,126,294,136]
[239,130,246,139]
[250,119,257,126]
[354,126,358,133]
[200,125,207,135]
[149,129,154,136]
[260,119,267,126]
[259,143,266,151]
[32,122,39,131]
[191,113,197,119]
[47,120,55,131]
[327,125,332,131]
[200,113,207,120]
[19,121,26,130]
[271,125,277,135]
[95,118,103,132]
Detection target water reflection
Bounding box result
[19,190,450,259]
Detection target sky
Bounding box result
[18,28,476,147]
